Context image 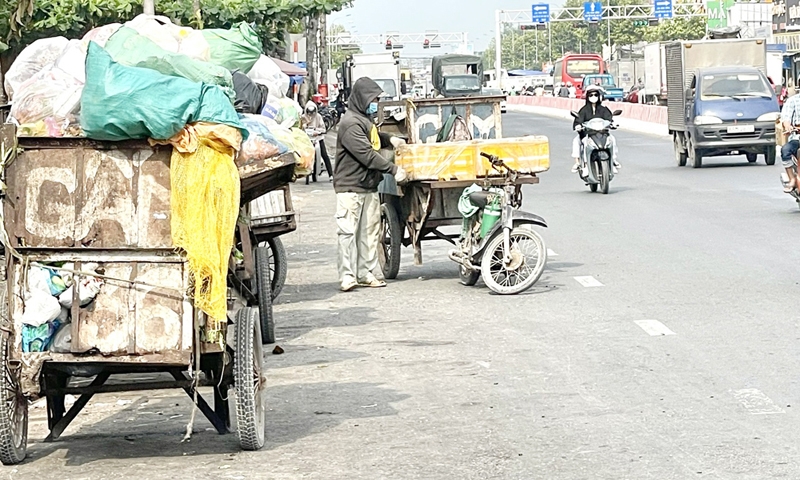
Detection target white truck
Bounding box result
[643,42,667,105]
[345,52,403,101]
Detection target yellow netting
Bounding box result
[155,123,242,337]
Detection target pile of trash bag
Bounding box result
[21,264,103,353]
[5,15,308,171]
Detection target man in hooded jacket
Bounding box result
[571,85,621,174]
[334,77,408,292]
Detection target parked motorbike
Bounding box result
[571,109,622,194]
[448,152,548,295]
[319,105,340,132]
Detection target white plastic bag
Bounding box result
[27,266,52,297]
[4,37,69,101]
[9,65,83,126]
[248,55,290,98]
[82,23,122,48]
[126,14,210,61]
[22,291,62,327]
[54,40,87,84]
[59,276,103,308]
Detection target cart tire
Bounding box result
[0,287,27,465]
[254,247,276,345]
[480,228,547,295]
[257,237,287,301]
[379,203,402,280]
[233,307,266,451]
[459,265,480,286]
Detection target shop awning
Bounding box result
[269,57,307,76]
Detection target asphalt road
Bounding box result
[14,112,800,479]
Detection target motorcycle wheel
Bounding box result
[480,228,547,295]
[599,161,610,194]
[459,264,480,286]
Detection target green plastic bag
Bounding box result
[201,23,262,73]
[104,27,234,100]
[81,42,244,141]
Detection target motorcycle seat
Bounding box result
[468,190,492,209]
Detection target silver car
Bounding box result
[483,88,507,113]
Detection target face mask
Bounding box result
[366,102,378,115]
[589,96,599,104]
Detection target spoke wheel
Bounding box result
[378,203,402,280]
[256,238,287,301]
[0,286,27,465]
[233,307,266,451]
[480,228,547,295]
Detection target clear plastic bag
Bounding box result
[9,66,83,126]
[4,37,69,101]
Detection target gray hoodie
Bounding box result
[334,77,397,193]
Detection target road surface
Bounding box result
[13,111,800,480]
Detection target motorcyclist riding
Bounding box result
[571,85,621,174]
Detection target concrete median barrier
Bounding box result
[507,95,668,137]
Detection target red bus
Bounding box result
[552,54,605,98]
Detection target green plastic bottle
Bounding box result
[479,197,502,238]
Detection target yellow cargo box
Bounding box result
[394,136,549,181]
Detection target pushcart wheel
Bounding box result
[233,307,266,451]
[378,203,401,280]
[258,237,287,301]
[254,246,276,345]
[0,286,27,465]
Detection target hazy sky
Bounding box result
[329,0,563,55]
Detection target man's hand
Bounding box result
[390,136,407,149]
[394,167,408,183]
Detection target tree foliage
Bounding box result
[482,0,705,70]
[327,23,361,70]
[0,0,352,56]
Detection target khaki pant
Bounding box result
[336,192,382,285]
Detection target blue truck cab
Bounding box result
[582,74,624,102]
[684,66,779,166]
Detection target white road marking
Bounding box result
[732,389,785,415]
[547,248,558,256]
[476,361,491,369]
[574,276,604,287]
[634,320,676,336]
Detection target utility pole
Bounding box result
[495,10,503,90]
[143,0,155,15]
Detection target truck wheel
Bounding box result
[764,146,776,166]
[674,134,687,167]
[687,137,702,168]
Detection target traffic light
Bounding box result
[385,39,392,50]
[633,19,648,27]
[423,39,430,48]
